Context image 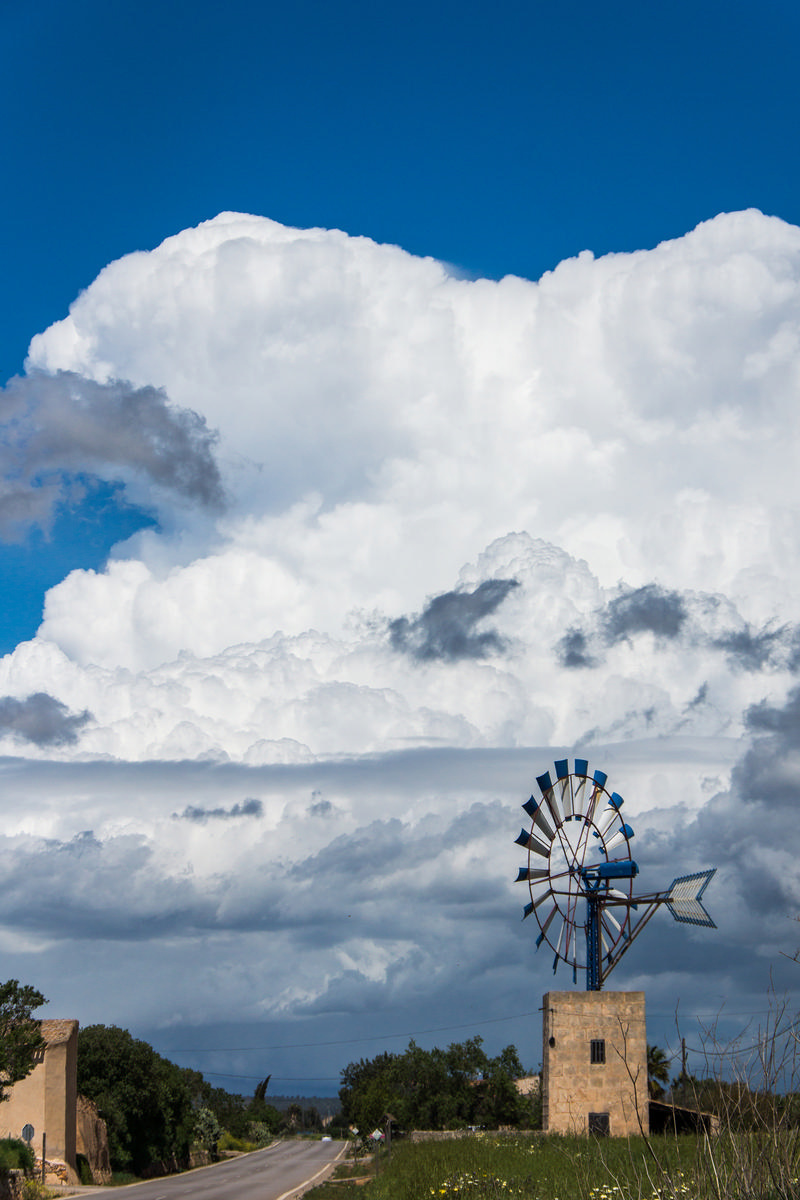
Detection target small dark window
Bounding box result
[588,1111,610,1137]
[590,1039,606,1064]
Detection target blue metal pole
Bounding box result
[585,891,602,991]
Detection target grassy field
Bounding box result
[306,1131,798,1200]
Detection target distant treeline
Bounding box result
[267,1094,340,1117]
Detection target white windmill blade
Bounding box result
[536,903,558,947]
[522,886,553,921]
[603,822,635,853]
[521,794,555,841]
[665,869,717,927]
[593,792,624,838]
[571,771,589,818]
[536,770,564,826]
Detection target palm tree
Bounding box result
[647,1044,671,1099]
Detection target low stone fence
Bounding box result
[0,1170,23,1200]
[407,1130,540,1143]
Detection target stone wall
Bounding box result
[542,991,648,1137]
[76,1094,112,1184]
[0,1172,23,1200]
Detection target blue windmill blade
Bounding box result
[665,869,717,927]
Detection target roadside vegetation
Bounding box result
[77,1026,291,1177]
[340,1037,538,1133]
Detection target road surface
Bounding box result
[71,1139,347,1200]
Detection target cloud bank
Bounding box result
[0,210,799,1081]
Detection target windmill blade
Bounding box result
[515,866,550,883]
[603,822,635,852]
[554,916,565,958]
[602,909,629,941]
[535,903,558,947]
[571,758,590,818]
[555,758,574,819]
[515,827,550,858]
[522,887,553,921]
[584,769,607,824]
[536,770,563,826]
[521,795,555,841]
[592,792,624,838]
[552,916,566,972]
[666,868,717,927]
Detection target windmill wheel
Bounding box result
[514,758,636,982]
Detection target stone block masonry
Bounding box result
[542,991,648,1136]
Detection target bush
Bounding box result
[217,1131,255,1153]
[0,1137,35,1173]
[75,1152,93,1185]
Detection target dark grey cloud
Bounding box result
[603,584,687,644]
[389,578,519,662]
[558,583,687,669]
[713,624,788,671]
[556,627,596,669]
[0,370,224,538]
[0,830,213,939]
[174,797,263,823]
[0,692,92,745]
[557,582,800,679]
[745,687,800,740]
[628,686,800,953]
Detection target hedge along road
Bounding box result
[73,1139,348,1200]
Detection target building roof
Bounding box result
[40,1019,78,1045]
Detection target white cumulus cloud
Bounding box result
[0,210,798,1076]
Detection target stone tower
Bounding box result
[541,991,648,1136]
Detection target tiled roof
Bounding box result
[40,1019,78,1045]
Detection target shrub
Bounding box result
[0,1137,35,1173]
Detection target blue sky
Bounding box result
[2,0,800,1096]
[5,0,800,381]
[1,0,795,647]
[3,0,800,648]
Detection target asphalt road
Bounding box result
[71,1139,347,1200]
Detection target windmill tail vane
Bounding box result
[514,757,717,990]
[665,868,717,928]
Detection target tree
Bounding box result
[193,1107,222,1157]
[77,1025,194,1175]
[0,980,47,1103]
[647,1044,671,1100]
[339,1037,532,1132]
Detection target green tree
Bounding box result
[647,1043,671,1100]
[0,980,47,1103]
[77,1025,194,1175]
[339,1037,532,1133]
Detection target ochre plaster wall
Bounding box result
[0,1019,78,1173]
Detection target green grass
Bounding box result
[356,1130,800,1200]
[328,1134,711,1200]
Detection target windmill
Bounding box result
[514,757,716,990]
